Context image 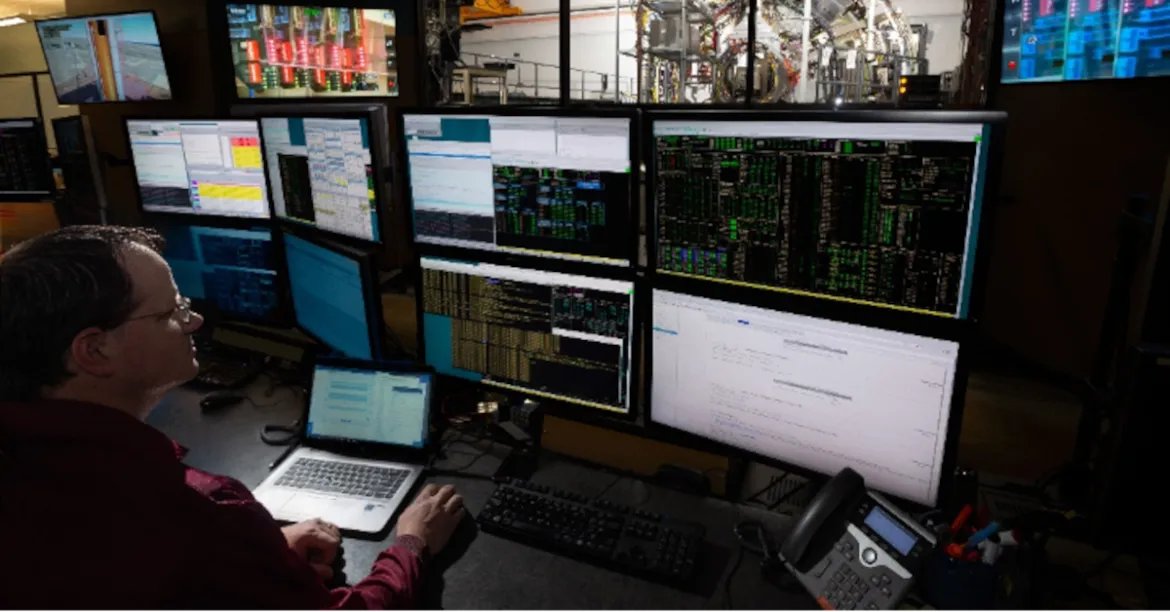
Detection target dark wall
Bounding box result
[982,78,1170,378]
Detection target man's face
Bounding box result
[108,245,205,394]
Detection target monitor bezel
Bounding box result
[643,108,1009,326]
[145,212,294,328]
[396,105,643,272]
[642,272,971,512]
[207,1,413,104]
[413,246,644,422]
[0,117,55,202]
[34,10,177,106]
[231,105,390,245]
[280,224,387,361]
[123,116,275,221]
[301,356,438,459]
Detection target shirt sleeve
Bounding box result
[324,537,426,610]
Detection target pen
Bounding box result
[964,521,1001,551]
[269,444,299,471]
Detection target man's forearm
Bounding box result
[323,536,427,610]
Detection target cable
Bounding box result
[724,546,746,609]
[594,473,625,500]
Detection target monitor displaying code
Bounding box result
[159,223,281,323]
[0,120,53,199]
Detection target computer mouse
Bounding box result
[199,391,247,412]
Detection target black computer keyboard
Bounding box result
[478,478,705,584]
[274,458,410,499]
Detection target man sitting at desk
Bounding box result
[0,226,465,608]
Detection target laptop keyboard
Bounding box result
[274,458,410,499]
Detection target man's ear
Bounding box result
[69,327,119,378]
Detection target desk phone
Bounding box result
[779,468,936,610]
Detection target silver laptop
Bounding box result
[253,359,433,534]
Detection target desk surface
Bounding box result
[148,381,813,610]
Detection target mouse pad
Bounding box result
[419,512,480,609]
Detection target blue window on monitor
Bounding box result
[283,233,373,360]
[306,366,430,448]
[160,224,279,322]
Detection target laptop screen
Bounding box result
[306,365,431,448]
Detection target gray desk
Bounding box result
[148,381,813,609]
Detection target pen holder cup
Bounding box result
[920,548,1000,609]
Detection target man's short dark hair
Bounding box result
[0,225,165,401]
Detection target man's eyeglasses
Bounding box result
[123,296,195,326]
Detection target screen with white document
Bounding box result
[650,289,959,507]
[307,365,431,448]
[403,113,634,266]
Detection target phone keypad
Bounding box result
[821,564,870,610]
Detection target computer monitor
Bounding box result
[222,4,400,100]
[402,109,637,267]
[35,11,174,104]
[649,287,962,507]
[307,360,431,448]
[283,229,384,360]
[649,111,1005,320]
[259,114,382,243]
[0,119,54,201]
[127,119,271,219]
[52,116,107,225]
[418,256,637,415]
[158,220,284,324]
[1000,0,1170,83]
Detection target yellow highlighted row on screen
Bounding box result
[232,146,262,169]
[481,380,628,414]
[197,183,264,201]
[658,270,955,318]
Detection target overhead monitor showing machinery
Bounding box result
[127,119,271,219]
[403,111,636,267]
[159,220,284,324]
[651,113,996,319]
[419,256,637,415]
[650,288,961,507]
[260,115,381,243]
[35,11,173,104]
[225,4,399,99]
[1001,0,1170,83]
[0,120,54,201]
[283,230,385,360]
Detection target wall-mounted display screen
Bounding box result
[226,4,398,99]
[36,11,173,104]
[1001,0,1170,83]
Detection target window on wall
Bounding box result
[454,0,563,105]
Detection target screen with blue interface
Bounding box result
[160,223,280,322]
[1001,0,1170,83]
[653,119,992,319]
[307,365,430,448]
[403,113,633,266]
[284,233,375,359]
[261,117,380,242]
[420,257,636,414]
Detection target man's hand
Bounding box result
[281,518,342,581]
[396,484,465,555]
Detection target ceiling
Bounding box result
[0,0,65,20]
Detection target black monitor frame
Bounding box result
[123,116,275,221]
[412,246,644,422]
[230,104,390,245]
[52,115,108,224]
[397,105,643,271]
[280,224,386,361]
[0,117,55,202]
[642,272,971,512]
[146,212,293,328]
[33,10,177,105]
[643,108,1009,329]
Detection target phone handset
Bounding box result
[779,467,865,567]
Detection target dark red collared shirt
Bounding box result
[0,399,424,609]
